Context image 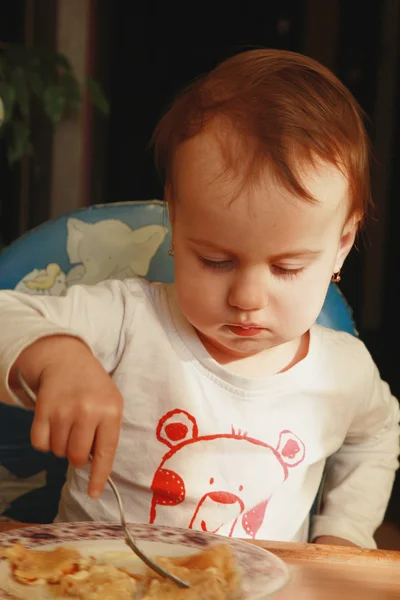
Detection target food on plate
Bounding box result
[1,543,87,585]
[59,563,137,600]
[142,543,242,600]
[1,541,241,599]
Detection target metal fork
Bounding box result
[16,370,189,589]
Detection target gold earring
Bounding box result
[168,247,174,257]
[331,270,341,283]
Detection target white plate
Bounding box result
[0,522,289,599]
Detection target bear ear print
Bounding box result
[156,409,199,448]
[276,430,306,467]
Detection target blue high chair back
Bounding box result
[0,200,357,524]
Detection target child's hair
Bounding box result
[153,49,372,222]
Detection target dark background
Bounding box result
[1,0,400,524]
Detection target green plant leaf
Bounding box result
[7,120,31,164]
[0,45,109,164]
[55,52,72,71]
[0,81,16,122]
[43,85,66,124]
[11,66,29,118]
[60,72,82,111]
[86,77,109,115]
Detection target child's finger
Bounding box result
[30,413,51,452]
[48,411,75,457]
[67,422,97,469]
[87,421,120,498]
[49,424,71,457]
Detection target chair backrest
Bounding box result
[0,200,357,523]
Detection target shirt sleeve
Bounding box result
[311,352,400,548]
[0,280,137,405]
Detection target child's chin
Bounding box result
[221,336,274,354]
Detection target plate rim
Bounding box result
[0,521,279,553]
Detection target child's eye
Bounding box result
[272,265,303,278]
[199,257,233,271]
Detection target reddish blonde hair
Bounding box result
[153,49,372,221]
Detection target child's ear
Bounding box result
[333,214,360,272]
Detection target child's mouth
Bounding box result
[227,324,264,337]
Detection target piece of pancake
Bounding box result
[142,543,242,600]
[59,563,138,600]
[1,543,87,585]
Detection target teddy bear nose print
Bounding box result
[209,491,239,505]
[165,422,189,441]
[281,439,300,459]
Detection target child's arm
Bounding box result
[313,535,357,547]
[0,281,134,497]
[311,356,400,548]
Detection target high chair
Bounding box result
[0,200,356,527]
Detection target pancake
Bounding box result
[1,543,86,585]
[142,543,241,600]
[60,563,137,600]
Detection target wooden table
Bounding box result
[0,521,399,599]
[251,540,400,599]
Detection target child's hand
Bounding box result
[11,336,124,498]
[313,536,358,547]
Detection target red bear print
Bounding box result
[150,410,305,539]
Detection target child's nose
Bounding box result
[228,270,269,311]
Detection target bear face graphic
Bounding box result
[150,410,305,538]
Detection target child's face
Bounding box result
[167,127,357,361]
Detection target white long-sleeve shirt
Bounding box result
[0,279,398,547]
